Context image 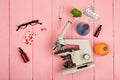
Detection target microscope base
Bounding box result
[62,62,95,75]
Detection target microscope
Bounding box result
[52,21,95,74]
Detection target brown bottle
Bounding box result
[94,25,102,37]
[19,47,29,63]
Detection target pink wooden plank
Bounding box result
[52,0,73,80]
[114,0,120,80]
[0,0,9,80]
[94,0,113,80]
[71,0,94,80]
[10,0,32,80]
[32,0,52,80]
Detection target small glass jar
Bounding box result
[76,22,90,36]
[95,43,110,56]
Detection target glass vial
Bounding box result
[18,47,29,63]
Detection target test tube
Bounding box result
[59,6,63,20]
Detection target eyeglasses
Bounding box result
[16,20,42,31]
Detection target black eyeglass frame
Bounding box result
[16,20,42,31]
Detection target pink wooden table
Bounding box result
[0,0,120,80]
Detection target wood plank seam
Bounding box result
[112,0,114,79]
[9,0,11,80]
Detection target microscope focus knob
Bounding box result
[83,54,90,60]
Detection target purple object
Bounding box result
[76,22,90,36]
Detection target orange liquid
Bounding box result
[95,43,110,56]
